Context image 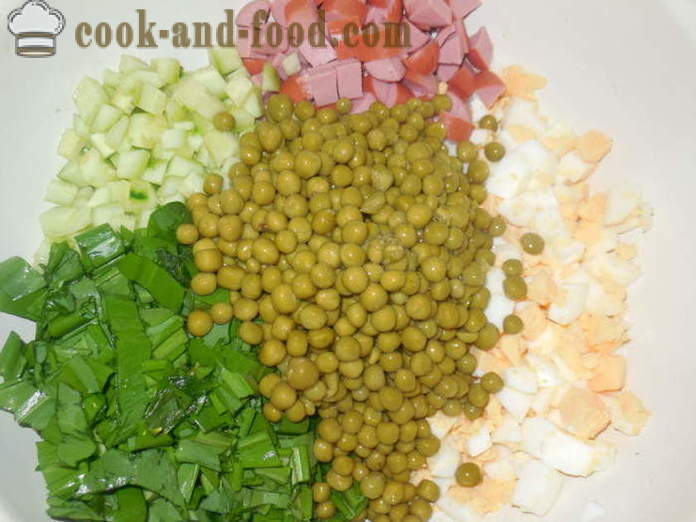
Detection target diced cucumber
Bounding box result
[188,133,205,152]
[92,203,126,226]
[192,66,228,99]
[127,180,157,213]
[116,149,150,179]
[282,53,302,77]
[58,161,88,187]
[73,115,91,138]
[128,113,166,149]
[158,176,184,198]
[243,89,264,118]
[74,187,95,207]
[112,92,136,114]
[173,79,226,120]
[44,179,79,206]
[204,130,240,167]
[91,104,122,132]
[137,83,167,115]
[180,172,205,197]
[161,128,188,149]
[262,64,281,93]
[142,160,169,185]
[173,121,195,131]
[225,75,256,107]
[166,155,204,178]
[40,206,92,239]
[102,69,121,89]
[208,47,243,75]
[90,133,116,158]
[79,149,116,187]
[106,117,130,150]
[74,77,108,122]
[165,98,188,124]
[151,58,182,85]
[87,186,111,207]
[151,144,176,162]
[129,70,165,89]
[107,180,131,206]
[229,107,256,132]
[119,55,148,73]
[57,129,86,160]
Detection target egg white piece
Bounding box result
[512,459,565,516]
[429,437,461,478]
[497,387,533,421]
[467,425,492,457]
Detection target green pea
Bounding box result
[442,399,463,417]
[433,94,453,113]
[502,259,524,276]
[467,160,490,184]
[467,383,489,408]
[470,288,491,309]
[475,249,496,266]
[503,314,524,334]
[484,142,506,162]
[481,372,504,393]
[462,401,482,420]
[465,309,486,333]
[489,216,507,237]
[456,141,478,163]
[213,111,236,132]
[336,98,353,114]
[478,115,498,131]
[503,275,528,300]
[470,184,488,204]
[455,462,482,487]
[294,100,316,121]
[475,323,500,351]
[462,265,485,286]
[521,232,545,255]
[295,150,322,178]
[367,129,387,151]
[457,353,478,374]
[266,94,293,121]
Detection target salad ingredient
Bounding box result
[40,49,266,253]
[175,92,511,519]
[0,203,354,521]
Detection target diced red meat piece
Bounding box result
[243,58,266,75]
[439,20,469,64]
[237,0,271,26]
[448,92,472,121]
[365,57,406,82]
[448,0,481,18]
[404,0,452,30]
[384,0,403,23]
[285,0,318,25]
[403,70,438,96]
[448,64,476,99]
[350,92,377,113]
[403,41,439,75]
[436,63,458,82]
[306,65,340,106]
[365,5,387,24]
[335,59,364,99]
[467,26,493,70]
[474,69,506,107]
[298,37,337,66]
[271,0,291,25]
[439,112,474,141]
[281,74,312,102]
[323,0,367,24]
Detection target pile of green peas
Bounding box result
[176,93,521,521]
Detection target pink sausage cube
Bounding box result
[366,5,387,25]
[467,26,493,70]
[335,59,364,99]
[350,93,377,114]
[271,0,290,25]
[437,63,458,82]
[405,0,453,30]
[365,57,406,82]
[448,0,481,19]
[404,20,431,54]
[298,37,337,67]
[306,65,339,106]
[237,0,271,26]
[474,70,506,108]
[448,92,472,121]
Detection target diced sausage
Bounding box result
[365,57,406,82]
[439,112,474,141]
[448,63,476,99]
[351,92,377,113]
[243,58,267,75]
[404,0,453,30]
[448,0,481,18]
[436,63,459,82]
[298,37,337,66]
[271,0,290,25]
[236,0,271,26]
[403,70,438,96]
[403,41,439,75]
[280,74,312,102]
[306,65,340,106]
[403,20,431,53]
[474,69,506,107]
[467,26,493,70]
[448,91,472,121]
[285,0,318,25]
[335,59,364,99]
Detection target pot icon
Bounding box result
[7,1,65,57]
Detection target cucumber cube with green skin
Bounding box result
[208,47,243,75]
[80,149,117,187]
[91,203,126,226]
[91,104,123,133]
[87,186,111,208]
[116,150,150,180]
[90,133,116,158]
[137,84,167,115]
[229,107,256,132]
[106,117,130,150]
[128,114,166,149]
[44,179,79,206]
[165,99,188,125]
[243,89,264,118]
[107,180,131,206]
[225,76,255,107]
[166,155,204,178]
[204,131,240,167]
[119,54,148,73]
[127,180,157,213]
[74,77,108,123]
[192,66,228,99]
[151,58,182,85]
[40,206,92,240]
[173,79,226,120]
[262,64,281,93]
[180,172,205,197]
[142,161,169,185]
[57,161,88,187]
[161,128,188,150]
[57,130,86,160]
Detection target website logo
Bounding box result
[7,0,65,57]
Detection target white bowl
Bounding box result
[1,0,694,521]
